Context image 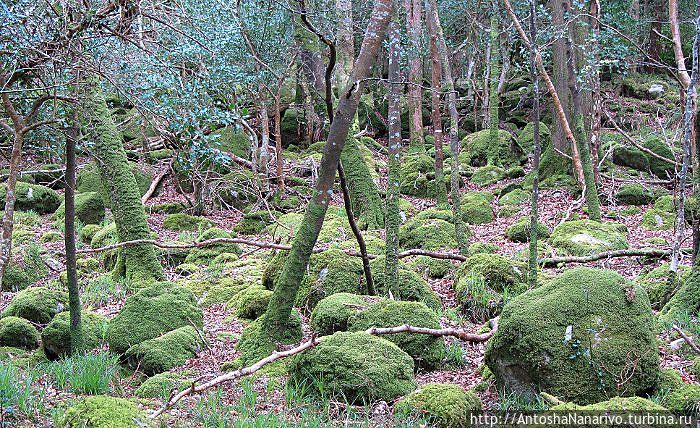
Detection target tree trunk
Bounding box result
[427,2,448,207]
[65,111,83,353]
[406,0,425,153]
[489,3,501,144]
[670,0,692,89]
[84,76,164,284]
[528,0,541,287]
[259,93,271,192]
[264,0,395,335]
[646,0,663,72]
[549,0,571,155]
[386,10,402,292]
[274,92,285,189]
[589,0,602,184]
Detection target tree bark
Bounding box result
[670,0,692,89]
[528,0,541,287]
[406,0,425,153]
[489,3,501,142]
[427,2,448,207]
[65,110,83,353]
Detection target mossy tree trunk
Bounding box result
[65,110,83,353]
[428,0,468,254]
[488,3,500,146]
[385,12,402,291]
[527,0,541,287]
[84,77,164,284]
[263,0,395,336]
[427,0,448,208]
[405,0,425,154]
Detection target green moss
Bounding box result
[662,384,700,414]
[470,165,506,186]
[409,256,454,279]
[638,263,688,309]
[228,286,273,320]
[79,224,102,245]
[400,209,470,251]
[134,372,185,399]
[0,316,39,350]
[369,256,442,311]
[348,300,444,369]
[642,208,676,230]
[0,182,60,214]
[289,331,416,403]
[460,195,493,225]
[60,395,149,427]
[656,368,684,395]
[460,129,524,167]
[550,220,629,256]
[2,287,68,324]
[551,396,666,413]
[395,383,482,428]
[400,154,437,198]
[505,217,551,243]
[236,313,302,364]
[125,325,199,375]
[340,138,385,229]
[659,267,700,325]
[236,210,280,235]
[54,192,105,225]
[485,267,659,404]
[518,122,550,153]
[146,149,173,163]
[76,162,152,208]
[456,253,522,292]
[468,242,499,255]
[42,311,108,359]
[2,262,33,291]
[40,231,62,243]
[615,184,654,206]
[162,213,214,232]
[107,282,203,355]
[215,127,250,159]
[310,293,382,336]
[184,227,241,265]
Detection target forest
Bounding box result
[1,0,700,426]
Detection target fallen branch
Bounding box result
[149,322,495,419]
[142,159,173,204]
[539,248,672,267]
[672,326,700,355]
[603,110,679,167]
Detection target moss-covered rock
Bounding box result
[395,383,482,428]
[228,286,273,320]
[409,256,454,279]
[236,210,280,235]
[399,154,450,198]
[2,262,33,291]
[460,193,493,225]
[124,325,200,375]
[505,217,551,243]
[369,256,442,311]
[615,184,654,206]
[310,293,382,336]
[107,282,203,355]
[289,331,416,403]
[468,242,499,255]
[0,182,60,214]
[60,395,150,427]
[0,316,39,350]
[217,169,257,210]
[54,192,105,225]
[42,311,108,359]
[236,312,303,364]
[470,165,506,186]
[134,372,185,399]
[162,213,214,232]
[642,208,676,230]
[485,267,659,404]
[347,300,444,369]
[40,231,62,243]
[79,224,103,244]
[400,209,469,251]
[656,368,684,395]
[638,263,688,309]
[517,122,550,153]
[550,220,629,256]
[663,384,700,414]
[147,202,186,214]
[456,253,522,292]
[184,227,241,265]
[2,287,67,324]
[461,129,524,167]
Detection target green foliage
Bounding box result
[42,311,108,359]
[0,316,39,350]
[44,352,119,395]
[289,331,416,403]
[0,181,60,214]
[59,395,149,427]
[549,220,629,256]
[455,273,511,322]
[2,286,68,324]
[125,325,200,375]
[0,361,43,422]
[395,383,482,428]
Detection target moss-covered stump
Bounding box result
[549,220,629,256]
[369,256,442,311]
[485,267,659,405]
[162,213,214,232]
[289,331,416,403]
[505,217,551,243]
[310,293,383,336]
[395,383,482,428]
[184,227,241,265]
[2,287,67,324]
[236,312,303,364]
[54,191,105,225]
[60,395,150,427]
[347,300,444,369]
[76,162,153,207]
[0,182,60,214]
[42,311,108,359]
[135,372,185,398]
[460,129,524,167]
[615,183,654,206]
[227,286,272,320]
[124,326,200,375]
[0,316,39,350]
[107,282,203,355]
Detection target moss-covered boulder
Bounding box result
[236,210,280,235]
[218,169,257,209]
[638,263,688,309]
[60,395,150,428]
[134,372,185,399]
[550,396,666,416]
[505,217,551,243]
[400,209,470,251]
[370,256,442,311]
[124,325,200,375]
[642,208,676,230]
[2,262,33,291]
[0,316,39,350]
[289,331,416,403]
[54,191,105,225]
[79,224,103,245]
[162,213,214,232]
[42,311,108,359]
[663,384,700,414]
[409,256,454,279]
[227,286,272,320]
[2,287,67,324]
[460,129,524,167]
[485,267,659,404]
[348,300,444,369]
[471,165,506,186]
[310,293,382,336]
[0,182,60,214]
[395,383,482,428]
[550,220,628,256]
[399,154,450,198]
[460,192,494,224]
[612,135,675,178]
[615,184,654,206]
[236,312,303,364]
[456,253,522,292]
[107,282,203,355]
[517,122,550,153]
[184,227,241,265]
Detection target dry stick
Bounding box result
[538,248,678,267]
[141,159,173,204]
[501,0,585,186]
[149,324,494,419]
[672,325,700,355]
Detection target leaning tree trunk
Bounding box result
[263,0,395,335]
[528,0,541,287]
[65,110,83,353]
[406,0,425,154]
[84,77,164,284]
[428,13,448,208]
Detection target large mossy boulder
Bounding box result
[456,253,522,292]
[0,182,60,214]
[134,372,185,399]
[107,282,203,355]
[460,129,524,167]
[505,217,550,243]
[236,312,303,364]
[162,213,214,232]
[395,383,482,428]
[124,325,200,375]
[549,220,628,256]
[485,267,659,405]
[460,192,494,224]
[0,316,39,350]
[310,293,382,336]
[184,227,241,265]
[347,300,444,369]
[517,122,550,153]
[60,395,150,428]
[369,256,442,311]
[54,191,105,225]
[400,154,437,197]
[612,135,675,178]
[289,331,416,403]
[615,183,654,206]
[400,209,471,251]
[2,262,33,291]
[42,311,108,359]
[226,285,272,320]
[2,287,67,324]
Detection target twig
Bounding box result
[539,248,674,267]
[672,325,700,355]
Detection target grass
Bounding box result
[0,361,44,423]
[81,275,126,308]
[43,351,119,395]
[442,341,468,368]
[495,389,549,412]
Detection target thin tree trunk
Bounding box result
[386,10,402,292]
[528,0,541,287]
[670,0,692,89]
[429,0,468,254]
[259,93,270,192]
[65,110,83,353]
[264,0,394,335]
[589,0,602,184]
[274,92,284,189]
[406,0,425,153]
[427,5,448,207]
[489,3,501,145]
